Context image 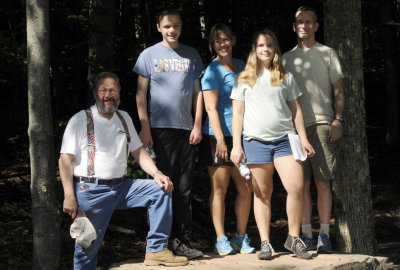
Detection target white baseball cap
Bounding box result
[70,217,97,249]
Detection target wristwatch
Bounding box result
[152,170,163,177]
[335,116,344,123]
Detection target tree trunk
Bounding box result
[87,0,115,105]
[380,0,399,147]
[324,0,376,255]
[26,0,61,269]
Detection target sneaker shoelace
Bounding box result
[294,237,307,252]
[302,237,314,247]
[243,235,251,246]
[319,234,329,245]
[219,240,231,249]
[261,241,275,253]
[178,241,193,253]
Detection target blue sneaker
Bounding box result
[214,235,235,256]
[317,234,332,254]
[230,233,255,254]
[300,234,317,251]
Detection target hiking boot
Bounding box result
[300,234,317,251]
[172,238,203,260]
[230,233,255,254]
[258,240,275,260]
[284,235,312,260]
[317,234,332,254]
[214,235,236,256]
[144,249,189,266]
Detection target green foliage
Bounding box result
[1,202,32,218]
[7,134,21,144]
[126,163,147,179]
[57,120,68,127]
[386,20,400,26]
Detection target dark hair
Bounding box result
[157,8,181,23]
[93,72,121,94]
[208,23,236,56]
[296,6,318,22]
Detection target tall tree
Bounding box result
[380,0,399,147]
[87,0,115,104]
[324,0,376,254]
[26,0,60,269]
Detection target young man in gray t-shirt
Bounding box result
[133,8,204,260]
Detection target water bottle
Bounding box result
[238,160,250,180]
[146,145,156,163]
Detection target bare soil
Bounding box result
[1,133,399,269]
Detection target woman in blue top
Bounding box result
[199,23,254,256]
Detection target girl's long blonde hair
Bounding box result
[238,29,286,87]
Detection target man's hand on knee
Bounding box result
[154,173,174,193]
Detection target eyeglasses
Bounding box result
[98,88,118,95]
[214,38,231,45]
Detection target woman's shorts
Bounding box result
[243,135,293,164]
[199,134,234,167]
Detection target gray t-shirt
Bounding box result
[282,43,343,126]
[231,70,302,141]
[133,42,204,130]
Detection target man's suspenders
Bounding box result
[85,109,131,176]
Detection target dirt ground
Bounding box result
[1,132,399,269]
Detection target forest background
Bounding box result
[0,0,399,269]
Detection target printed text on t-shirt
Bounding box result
[153,58,189,72]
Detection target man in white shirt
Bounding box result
[59,72,188,269]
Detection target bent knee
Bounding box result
[287,184,304,196]
[253,189,272,201]
[213,188,228,198]
[315,180,331,192]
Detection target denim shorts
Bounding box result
[243,135,293,164]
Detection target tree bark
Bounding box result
[324,0,376,255]
[87,0,115,105]
[26,0,61,269]
[380,0,399,147]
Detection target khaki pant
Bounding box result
[303,124,337,181]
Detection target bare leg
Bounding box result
[208,166,231,239]
[302,180,312,225]
[230,166,253,235]
[274,155,304,237]
[249,164,274,242]
[315,179,332,224]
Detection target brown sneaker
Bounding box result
[144,249,189,266]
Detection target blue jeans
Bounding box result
[73,178,172,270]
